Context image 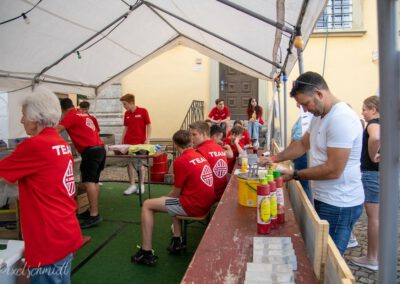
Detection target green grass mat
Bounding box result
[71,183,206,284]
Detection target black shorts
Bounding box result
[80,146,106,183]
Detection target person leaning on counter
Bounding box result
[259,71,364,256]
[56,98,106,229]
[0,88,82,284]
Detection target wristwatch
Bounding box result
[293,169,300,180]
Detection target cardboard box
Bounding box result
[76,183,89,214]
[0,201,20,240]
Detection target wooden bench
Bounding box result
[176,213,210,246]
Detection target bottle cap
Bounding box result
[273,171,281,178]
[267,174,274,182]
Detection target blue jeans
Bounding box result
[314,200,363,255]
[362,170,380,203]
[248,121,262,140]
[293,153,312,202]
[212,122,226,132]
[29,253,72,284]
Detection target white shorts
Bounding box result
[165,198,187,216]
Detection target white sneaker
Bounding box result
[351,256,379,271]
[124,184,138,195]
[347,233,359,248]
[135,184,145,194]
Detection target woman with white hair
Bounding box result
[0,87,82,284]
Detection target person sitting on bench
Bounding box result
[224,126,245,173]
[190,121,228,201]
[131,130,215,265]
[210,125,234,160]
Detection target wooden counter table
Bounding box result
[181,174,318,284]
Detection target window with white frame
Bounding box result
[316,0,352,30]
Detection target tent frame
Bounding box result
[376,1,399,283]
[6,0,316,94]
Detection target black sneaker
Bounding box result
[131,248,159,265]
[167,237,185,254]
[80,215,103,229]
[77,209,91,220]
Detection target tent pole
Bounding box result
[377,0,399,283]
[276,80,283,147]
[297,48,305,75]
[216,0,293,34]
[144,1,281,69]
[33,2,144,83]
[283,73,288,148]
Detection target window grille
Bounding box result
[316,0,352,30]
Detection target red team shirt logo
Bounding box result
[86,118,95,131]
[63,160,76,196]
[201,165,213,187]
[213,159,228,178]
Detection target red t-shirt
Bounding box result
[123,106,151,145]
[59,108,103,153]
[208,106,230,121]
[174,148,215,217]
[196,140,228,201]
[223,137,244,173]
[0,128,82,267]
[227,129,251,146]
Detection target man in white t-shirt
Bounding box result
[259,71,364,255]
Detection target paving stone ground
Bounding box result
[344,209,400,283]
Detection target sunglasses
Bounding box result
[292,80,319,89]
[290,80,319,96]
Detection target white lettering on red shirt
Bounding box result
[52,145,72,156]
[209,151,226,157]
[189,157,207,165]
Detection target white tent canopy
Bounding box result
[0,0,326,96]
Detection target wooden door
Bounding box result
[219,64,258,121]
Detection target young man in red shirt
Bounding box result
[0,89,82,283]
[224,126,245,173]
[119,93,152,195]
[210,125,234,160]
[190,121,228,201]
[208,98,230,134]
[57,98,106,229]
[226,120,251,148]
[132,130,215,265]
[79,101,100,133]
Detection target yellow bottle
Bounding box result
[241,156,248,173]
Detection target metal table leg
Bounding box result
[136,159,143,207]
[147,156,151,199]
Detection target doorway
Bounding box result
[219,63,258,121]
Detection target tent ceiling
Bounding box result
[0,0,327,96]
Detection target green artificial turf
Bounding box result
[71,183,206,284]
